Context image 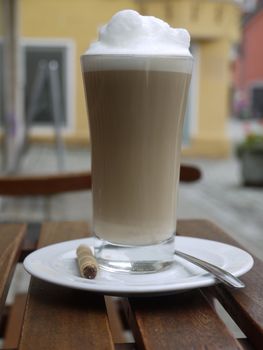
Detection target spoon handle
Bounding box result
[174,249,245,288]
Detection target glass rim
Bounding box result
[81,53,193,60]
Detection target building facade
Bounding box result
[5,0,242,157]
[233,2,263,120]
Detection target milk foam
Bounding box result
[85,10,191,57]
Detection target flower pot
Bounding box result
[240,151,263,186]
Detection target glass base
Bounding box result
[94,236,175,274]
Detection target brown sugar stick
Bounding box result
[76,244,98,279]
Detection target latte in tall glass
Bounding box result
[81,10,193,273]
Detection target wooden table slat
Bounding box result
[125,291,243,350]
[18,222,114,350]
[177,219,263,350]
[0,224,26,317]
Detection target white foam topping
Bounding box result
[85,10,191,57]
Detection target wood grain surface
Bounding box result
[4,294,27,349]
[18,222,114,350]
[177,219,263,350]
[0,224,26,317]
[125,290,242,350]
[124,219,262,350]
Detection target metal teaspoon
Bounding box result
[174,249,245,288]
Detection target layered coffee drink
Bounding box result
[81,10,192,272]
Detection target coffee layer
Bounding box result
[84,69,191,245]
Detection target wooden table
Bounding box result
[0,220,262,350]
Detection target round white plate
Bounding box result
[24,236,254,296]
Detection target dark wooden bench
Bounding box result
[0,166,200,196]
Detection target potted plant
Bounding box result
[236,124,263,186]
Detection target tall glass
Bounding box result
[81,54,193,273]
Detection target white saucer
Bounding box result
[24,236,254,296]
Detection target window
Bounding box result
[24,45,67,126]
[250,84,263,119]
[22,39,75,130]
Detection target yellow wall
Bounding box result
[21,0,135,143]
[137,0,240,41]
[137,0,240,157]
[21,0,241,157]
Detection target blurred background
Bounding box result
[0,0,262,259]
